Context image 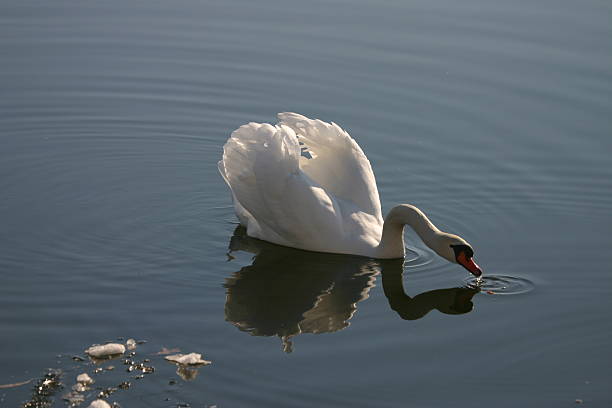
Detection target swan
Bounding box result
[218,113,482,276]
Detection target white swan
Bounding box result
[219,113,482,276]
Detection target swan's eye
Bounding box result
[450,244,473,259]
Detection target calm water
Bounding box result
[1,0,611,406]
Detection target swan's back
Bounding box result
[277,113,382,220]
[219,113,383,256]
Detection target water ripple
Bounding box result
[465,275,535,295]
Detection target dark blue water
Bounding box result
[1,0,611,406]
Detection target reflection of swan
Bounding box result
[219,113,482,276]
[380,261,479,319]
[224,227,479,352]
[224,226,379,352]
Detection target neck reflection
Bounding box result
[380,260,479,319]
[224,226,478,352]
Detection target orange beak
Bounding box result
[457,251,483,277]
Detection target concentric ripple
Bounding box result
[403,246,435,268]
[464,275,535,295]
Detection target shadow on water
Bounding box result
[224,226,479,352]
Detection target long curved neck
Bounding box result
[376,204,441,259]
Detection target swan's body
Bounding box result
[219,113,482,275]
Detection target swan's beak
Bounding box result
[457,251,482,277]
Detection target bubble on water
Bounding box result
[464,275,535,295]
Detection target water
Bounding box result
[1,0,611,406]
[465,275,535,296]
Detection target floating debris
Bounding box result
[0,378,32,389]
[63,391,85,407]
[71,383,86,392]
[126,339,137,350]
[156,347,181,355]
[575,399,583,404]
[163,353,209,381]
[63,372,93,405]
[87,400,111,408]
[21,369,63,408]
[124,357,155,376]
[76,373,94,385]
[117,381,130,390]
[17,340,208,407]
[86,344,126,359]
[97,387,117,399]
[164,353,211,366]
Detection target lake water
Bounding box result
[1,0,611,406]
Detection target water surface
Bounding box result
[1,0,611,406]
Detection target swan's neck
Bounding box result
[376,204,441,259]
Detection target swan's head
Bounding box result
[435,234,483,277]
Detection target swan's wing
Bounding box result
[277,113,383,221]
[219,122,352,251]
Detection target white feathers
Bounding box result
[277,113,382,220]
[219,113,383,257]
